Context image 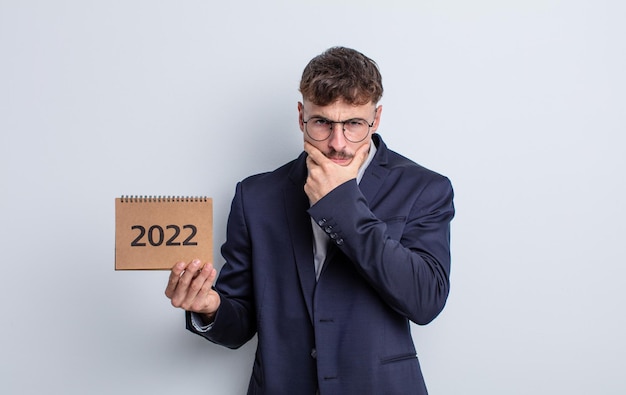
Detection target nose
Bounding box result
[327,122,348,151]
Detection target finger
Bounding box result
[305,153,316,168]
[304,140,314,154]
[195,265,217,302]
[304,141,327,165]
[181,262,214,309]
[196,262,216,286]
[203,263,218,284]
[170,259,202,307]
[165,261,188,298]
[347,141,370,171]
[189,264,219,313]
[182,259,202,280]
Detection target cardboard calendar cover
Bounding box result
[115,196,213,270]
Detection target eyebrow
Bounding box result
[306,114,367,122]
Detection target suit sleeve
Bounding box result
[185,181,257,348]
[307,175,455,325]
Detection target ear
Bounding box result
[371,105,383,133]
[297,102,305,132]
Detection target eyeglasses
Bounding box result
[303,114,375,143]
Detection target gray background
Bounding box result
[1,1,624,394]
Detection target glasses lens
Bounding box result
[343,120,369,142]
[306,118,331,141]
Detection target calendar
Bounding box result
[115,196,213,270]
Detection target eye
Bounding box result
[348,119,367,127]
[312,118,331,126]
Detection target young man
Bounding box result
[165,46,455,394]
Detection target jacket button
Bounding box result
[311,348,317,359]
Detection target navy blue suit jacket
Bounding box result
[186,134,455,394]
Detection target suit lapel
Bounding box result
[358,134,390,207]
[284,153,316,323]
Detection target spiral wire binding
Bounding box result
[120,195,209,203]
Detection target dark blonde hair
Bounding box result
[299,47,383,106]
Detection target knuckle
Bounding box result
[170,297,182,308]
[189,281,202,293]
[179,299,191,310]
[178,275,191,287]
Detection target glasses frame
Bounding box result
[302,113,376,143]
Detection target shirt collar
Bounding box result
[356,138,377,184]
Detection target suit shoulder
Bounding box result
[381,147,454,217]
[239,156,301,189]
[385,147,451,186]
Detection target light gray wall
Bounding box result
[1,1,624,394]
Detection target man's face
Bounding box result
[298,99,382,166]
